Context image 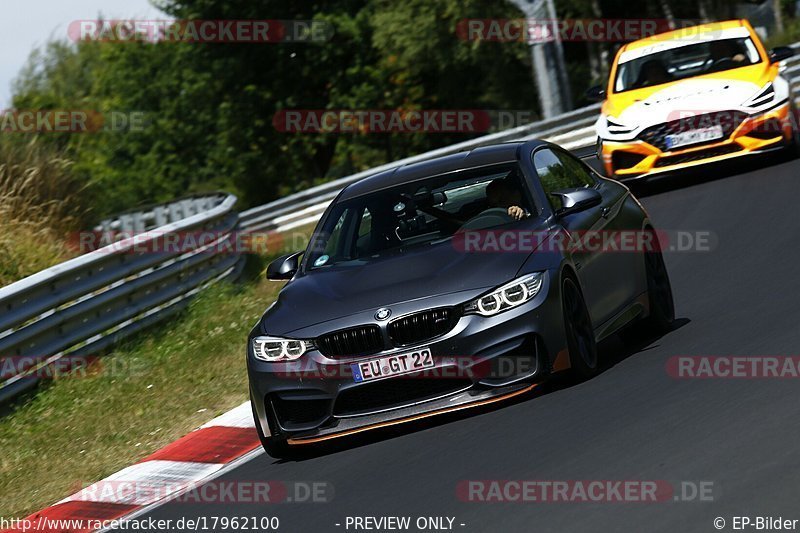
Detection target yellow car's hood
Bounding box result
[602,63,777,126]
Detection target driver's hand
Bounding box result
[508,206,526,220]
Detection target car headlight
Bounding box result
[747,82,775,108]
[605,116,634,135]
[251,336,312,361]
[463,273,544,316]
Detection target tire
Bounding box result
[251,395,293,459]
[561,276,599,379]
[641,237,675,334]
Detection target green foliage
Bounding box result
[10,0,536,219]
[766,18,800,48]
[11,0,796,220]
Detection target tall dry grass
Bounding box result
[0,139,88,286]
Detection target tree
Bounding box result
[10,0,538,217]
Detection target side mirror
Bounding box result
[551,188,603,218]
[266,251,303,281]
[585,85,606,102]
[769,46,795,63]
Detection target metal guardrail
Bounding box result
[93,193,232,234]
[0,193,243,403]
[240,46,800,234]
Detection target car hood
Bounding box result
[617,78,760,125]
[260,223,548,336]
[599,64,773,137]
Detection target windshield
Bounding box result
[614,37,762,93]
[305,164,535,270]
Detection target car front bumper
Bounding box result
[600,102,794,180]
[247,270,568,442]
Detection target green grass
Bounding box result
[0,272,284,518]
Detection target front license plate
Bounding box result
[665,125,724,150]
[351,348,434,383]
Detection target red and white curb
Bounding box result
[3,402,261,533]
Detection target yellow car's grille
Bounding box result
[639,111,748,151]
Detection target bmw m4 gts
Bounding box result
[247,139,674,457]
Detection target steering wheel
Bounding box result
[708,57,736,72]
[459,208,515,231]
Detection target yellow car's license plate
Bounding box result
[665,125,724,150]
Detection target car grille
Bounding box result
[333,377,473,417]
[654,144,742,168]
[388,307,460,346]
[638,111,748,151]
[316,325,384,358]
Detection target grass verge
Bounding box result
[0,271,283,518]
[0,181,317,516]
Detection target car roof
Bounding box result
[621,19,749,53]
[338,140,545,200]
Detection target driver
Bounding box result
[486,178,530,220]
[709,40,746,66]
[635,60,671,88]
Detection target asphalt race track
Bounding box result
[122,156,800,533]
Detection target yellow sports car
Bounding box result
[590,20,798,180]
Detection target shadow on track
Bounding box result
[628,152,795,198]
[582,147,796,198]
[270,317,690,464]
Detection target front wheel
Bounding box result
[562,277,599,380]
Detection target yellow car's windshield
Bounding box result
[614,37,762,93]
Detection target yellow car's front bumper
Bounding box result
[601,103,794,179]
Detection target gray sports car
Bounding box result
[247,139,674,458]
